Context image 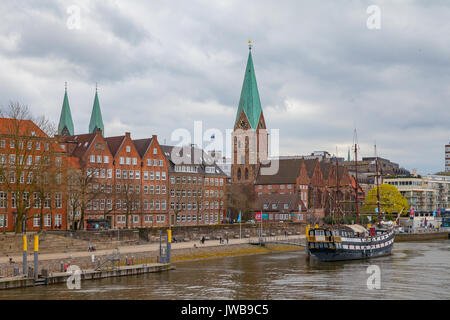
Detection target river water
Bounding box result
[1,240,449,300]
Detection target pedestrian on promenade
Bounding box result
[201,236,205,244]
[219,236,222,244]
[226,235,229,244]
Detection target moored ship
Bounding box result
[307,137,395,262]
[306,224,395,261]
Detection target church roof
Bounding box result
[234,47,263,129]
[89,88,104,135]
[58,86,74,136]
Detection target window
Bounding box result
[161,172,166,180]
[171,176,175,184]
[120,157,125,165]
[135,170,140,179]
[126,157,131,165]
[0,192,6,208]
[90,155,95,163]
[126,146,131,153]
[150,172,154,180]
[144,171,148,180]
[54,214,62,227]
[147,159,152,166]
[0,140,5,148]
[123,170,127,179]
[116,169,121,179]
[153,148,157,155]
[133,158,137,165]
[33,215,40,227]
[107,169,112,179]
[159,160,163,167]
[0,214,7,227]
[156,171,161,180]
[129,170,134,179]
[153,159,158,166]
[97,155,102,163]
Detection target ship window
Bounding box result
[319,243,323,248]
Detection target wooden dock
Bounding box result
[0,263,173,290]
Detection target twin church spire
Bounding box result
[57,83,105,136]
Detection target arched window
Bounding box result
[245,168,249,180]
[237,168,241,180]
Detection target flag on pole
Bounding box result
[237,211,241,223]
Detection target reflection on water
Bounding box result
[0,240,448,300]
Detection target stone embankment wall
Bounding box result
[43,223,305,243]
[395,231,449,242]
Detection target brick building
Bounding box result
[0,117,74,232]
[229,44,359,223]
[161,145,227,226]
[57,84,227,230]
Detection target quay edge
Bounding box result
[0,263,173,290]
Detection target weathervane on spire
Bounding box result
[248,40,252,50]
[65,81,67,91]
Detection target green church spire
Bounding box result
[58,82,75,136]
[89,85,104,135]
[234,41,263,130]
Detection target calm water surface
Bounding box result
[1,240,449,300]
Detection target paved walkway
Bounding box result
[0,235,305,264]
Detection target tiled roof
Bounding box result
[0,118,48,137]
[256,158,302,184]
[62,133,96,159]
[160,144,226,176]
[133,138,153,158]
[105,135,125,157]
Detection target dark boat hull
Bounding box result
[309,242,393,262]
[308,229,395,262]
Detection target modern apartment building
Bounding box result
[445,143,450,172]
[383,174,450,213]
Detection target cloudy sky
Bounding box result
[0,0,449,174]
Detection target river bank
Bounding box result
[171,243,304,264]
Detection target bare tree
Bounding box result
[227,183,257,222]
[0,102,58,233]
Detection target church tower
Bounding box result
[89,85,105,135]
[58,82,75,136]
[231,42,268,184]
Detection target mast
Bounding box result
[353,130,359,225]
[375,144,381,223]
[335,155,340,228]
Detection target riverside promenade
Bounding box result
[0,234,306,266]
